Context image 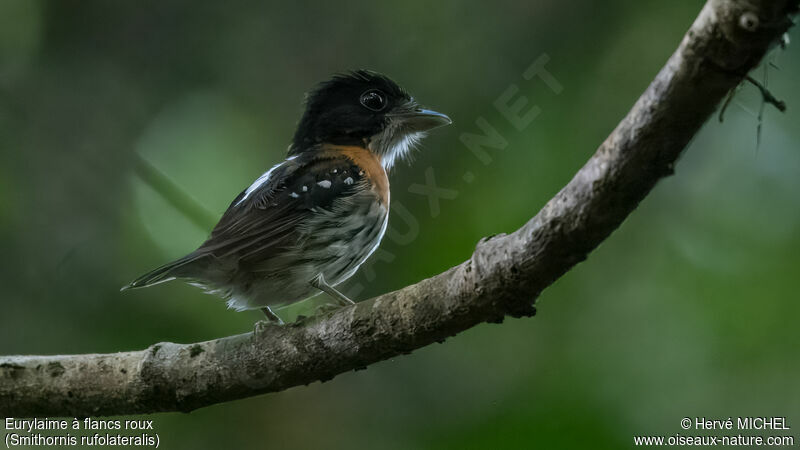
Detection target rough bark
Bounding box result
[1,0,796,417]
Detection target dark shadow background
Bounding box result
[1,0,799,448]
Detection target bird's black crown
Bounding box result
[290,70,412,153]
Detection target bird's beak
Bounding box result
[389,107,452,132]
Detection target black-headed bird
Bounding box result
[122,70,451,323]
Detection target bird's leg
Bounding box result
[310,274,355,306]
[260,306,284,325]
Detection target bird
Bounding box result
[122,70,451,323]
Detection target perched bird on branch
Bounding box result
[122,70,451,323]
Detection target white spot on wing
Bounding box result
[317,180,332,188]
[302,185,308,192]
[344,177,354,185]
[236,162,282,206]
[289,192,299,198]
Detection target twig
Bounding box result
[133,154,218,231]
[745,75,787,112]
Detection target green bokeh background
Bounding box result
[1,1,798,448]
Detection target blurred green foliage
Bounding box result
[1,0,798,448]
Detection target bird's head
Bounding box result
[290,70,451,169]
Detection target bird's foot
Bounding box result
[254,319,273,334]
[260,307,285,325]
[310,274,356,306]
[313,302,343,316]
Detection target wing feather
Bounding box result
[193,151,367,265]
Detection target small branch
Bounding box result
[1,0,797,417]
[133,154,218,231]
[745,75,787,111]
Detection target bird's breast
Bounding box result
[323,145,390,206]
[299,188,388,285]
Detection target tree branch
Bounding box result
[1,0,796,417]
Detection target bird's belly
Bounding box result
[297,196,388,286]
[231,194,388,309]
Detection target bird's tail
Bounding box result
[120,252,204,291]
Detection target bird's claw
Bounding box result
[254,319,281,334]
[314,303,342,316]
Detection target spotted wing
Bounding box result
[194,153,366,265]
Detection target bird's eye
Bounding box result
[360,89,387,111]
